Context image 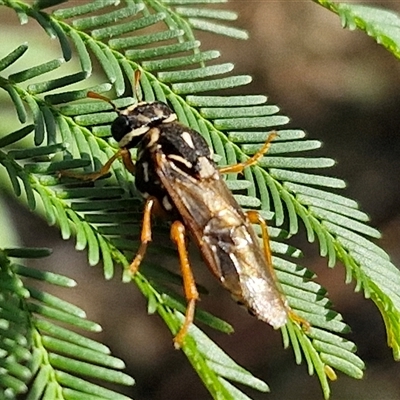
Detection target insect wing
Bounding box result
[154,151,288,329]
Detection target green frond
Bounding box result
[0,247,134,400]
[0,43,29,72]
[0,132,364,397]
[315,0,400,59]
[52,0,119,20]
[161,0,248,39]
[1,1,400,398]
[179,321,270,399]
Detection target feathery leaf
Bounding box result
[1,1,399,398]
[0,248,134,399]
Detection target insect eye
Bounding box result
[111,115,131,142]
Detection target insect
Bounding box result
[64,76,297,348]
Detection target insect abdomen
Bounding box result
[203,212,288,329]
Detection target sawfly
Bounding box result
[63,73,299,348]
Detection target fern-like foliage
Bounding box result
[0,0,399,399]
[315,0,400,59]
[0,247,134,399]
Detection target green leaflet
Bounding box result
[0,1,399,399]
[0,248,134,399]
[315,0,400,59]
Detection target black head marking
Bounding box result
[111,101,177,149]
[111,115,133,143]
[132,101,175,125]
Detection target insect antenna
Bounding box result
[87,70,142,108]
[87,91,119,112]
[133,69,142,102]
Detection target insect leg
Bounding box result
[219,132,277,174]
[60,148,132,181]
[121,147,136,174]
[246,210,274,275]
[246,210,310,330]
[170,220,199,349]
[130,196,156,274]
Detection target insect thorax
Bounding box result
[109,100,217,213]
[135,120,216,213]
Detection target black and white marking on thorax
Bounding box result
[134,121,217,213]
[109,100,217,213]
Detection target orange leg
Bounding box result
[246,211,274,275]
[170,220,199,349]
[219,132,277,174]
[121,148,136,174]
[129,197,156,274]
[59,148,133,181]
[246,210,310,330]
